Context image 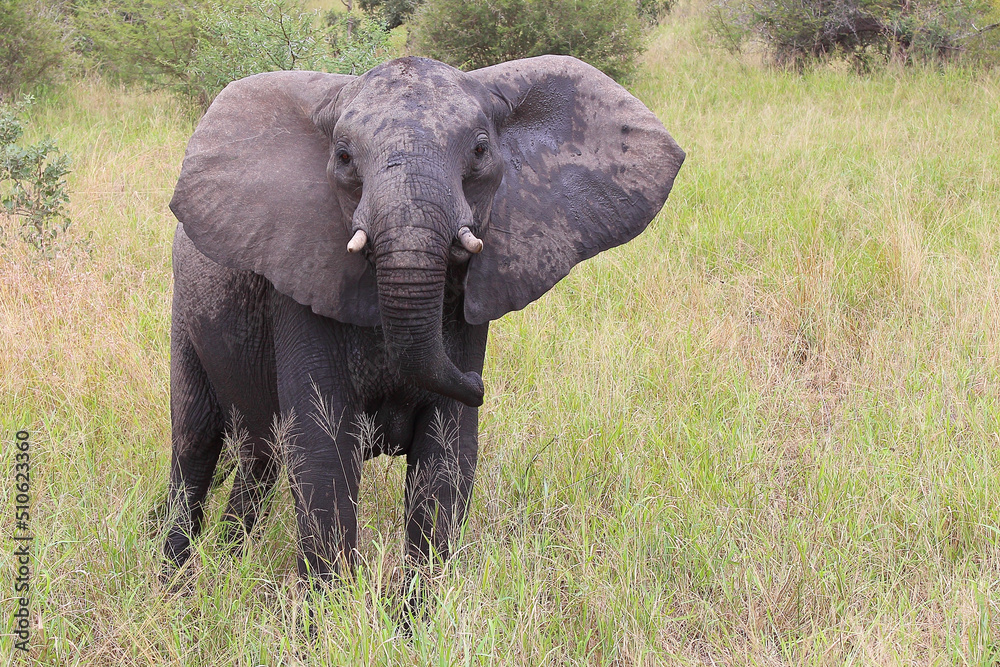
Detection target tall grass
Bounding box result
[2,9,999,664]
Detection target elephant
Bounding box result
[163,55,685,587]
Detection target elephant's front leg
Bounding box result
[273,294,362,584]
[404,401,479,567]
[286,426,362,582]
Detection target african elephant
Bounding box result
[163,55,684,586]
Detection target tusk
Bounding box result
[347,229,367,253]
[458,226,483,254]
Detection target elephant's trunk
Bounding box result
[372,213,484,408]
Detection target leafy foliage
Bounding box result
[361,0,669,33]
[408,0,645,81]
[357,0,421,29]
[325,11,393,74]
[636,0,673,26]
[74,0,393,107]
[709,0,1000,67]
[0,96,74,255]
[0,0,66,98]
[72,0,204,94]
[186,0,345,105]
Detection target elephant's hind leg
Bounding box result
[164,329,225,569]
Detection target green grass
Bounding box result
[2,7,999,664]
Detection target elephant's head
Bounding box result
[169,56,684,407]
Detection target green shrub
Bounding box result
[0,0,66,98]
[408,0,645,82]
[74,0,393,107]
[325,12,394,73]
[960,0,1000,64]
[709,0,999,67]
[363,0,669,34]
[636,0,673,26]
[1,96,74,256]
[187,0,346,105]
[357,0,421,29]
[73,0,209,94]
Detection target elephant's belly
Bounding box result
[341,321,474,459]
[340,327,439,459]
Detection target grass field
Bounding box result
[2,5,999,664]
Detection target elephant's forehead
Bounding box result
[341,59,485,140]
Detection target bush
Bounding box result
[709,0,1000,67]
[408,0,645,81]
[0,0,66,98]
[371,0,669,33]
[357,0,422,29]
[325,11,394,73]
[74,0,393,107]
[73,0,202,94]
[636,0,673,26]
[1,96,74,256]
[187,0,347,105]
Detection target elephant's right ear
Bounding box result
[464,56,684,325]
[169,70,381,327]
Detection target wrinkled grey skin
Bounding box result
[164,55,684,585]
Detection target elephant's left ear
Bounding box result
[464,56,685,325]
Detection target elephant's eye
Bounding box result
[473,142,488,159]
[337,149,351,165]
